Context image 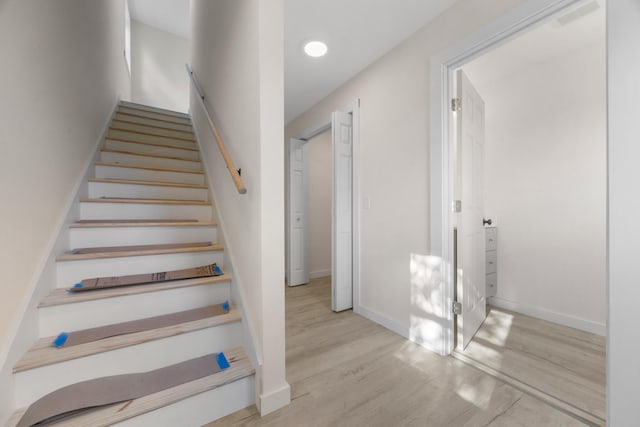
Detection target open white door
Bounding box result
[456,70,486,349]
[332,111,353,311]
[288,138,309,286]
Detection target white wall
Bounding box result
[464,39,606,334]
[190,0,289,415]
[0,0,129,422]
[286,0,522,344]
[131,19,189,112]
[308,131,332,278]
[607,0,640,423]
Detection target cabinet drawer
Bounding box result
[486,272,497,296]
[486,250,497,274]
[485,227,497,250]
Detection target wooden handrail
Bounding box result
[186,64,247,194]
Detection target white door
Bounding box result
[332,111,353,311]
[288,138,309,286]
[456,70,486,349]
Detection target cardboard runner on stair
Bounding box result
[16,352,231,427]
[68,263,223,292]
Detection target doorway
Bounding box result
[286,106,360,313]
[431,0,607,424]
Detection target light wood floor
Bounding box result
[206,278,590,427]
[456,306,606,423]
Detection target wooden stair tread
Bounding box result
[88,178,207,189]
[39,274,231,307]
[116,109,191,126]
[105,136,199,152]
[71,220,217,228]
[101,148,200,163]
[95,161,204,175]
[109,127,196,143]
[80,197,210,205]
[112,119,195,135]
[57,242,224,261]
[119,101,190,119]
[6,347,253,427]
[14,308,241,373]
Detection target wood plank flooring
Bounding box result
[456,306,606,422]
[206,277,591,427]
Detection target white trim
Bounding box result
[429,0,585,356]
[357,305,409,340]
[309,269,331,279]
[259,382,291,416]
[488,297,607,336]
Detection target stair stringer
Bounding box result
[189,114,263,407]
[0,98,120,426]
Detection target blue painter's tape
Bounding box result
[216,352,230,370]
[222,301,230,311]
[73,283,84,289]
[53,332,69,348]
[213,265,223,276]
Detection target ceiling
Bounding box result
[127,0,604,124]
[463,0,605,91]
[128,0,458,123]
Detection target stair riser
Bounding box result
[95,165,205,185]
[114,113,193,132]
[119,104,190,122]
[105,140,200,160]
[109,129,197,149]
[80,202,212,221]
[40,282,230,335]
[70,226,218,248]
[101,151,202,171]
[56,251,223,288]
[15,323,242,407]
[113,376,254,427]
[88,182,208,201]
[111,121,195,142]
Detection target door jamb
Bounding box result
[429,0,584,356]
[292,101,361,313]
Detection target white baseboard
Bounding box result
[259,382,291,416]
[309,269,331,279]
[488,296,606,336]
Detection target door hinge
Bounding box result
[451,98,461,112]
[452,301,462,315]
[452,200,462,213]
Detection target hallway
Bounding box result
[209,278,588,426]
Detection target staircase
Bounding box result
[5,101,255,426]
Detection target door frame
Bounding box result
[429,0,587,356]
[288,101,361,313]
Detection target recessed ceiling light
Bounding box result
[304,41,328,58]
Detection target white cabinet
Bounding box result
[485,226,497,297]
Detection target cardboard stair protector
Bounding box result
[69,263,222,292]
[16,352,230,427]
[53,302,230,348]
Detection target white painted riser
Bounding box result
[95,165,205,185]
[79,202,212,221]
[114,113,193,132]
[105,140,200,160]
[118,106,190,124]
[101,151,202,172]
[56,251,223,288]
[70,226,218,248]
[113,376,254,427]
[15,323,242,407]
[112,121,195,141]
[40,282,231,335]
[109,129,196,149]
[88,182,208,201]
